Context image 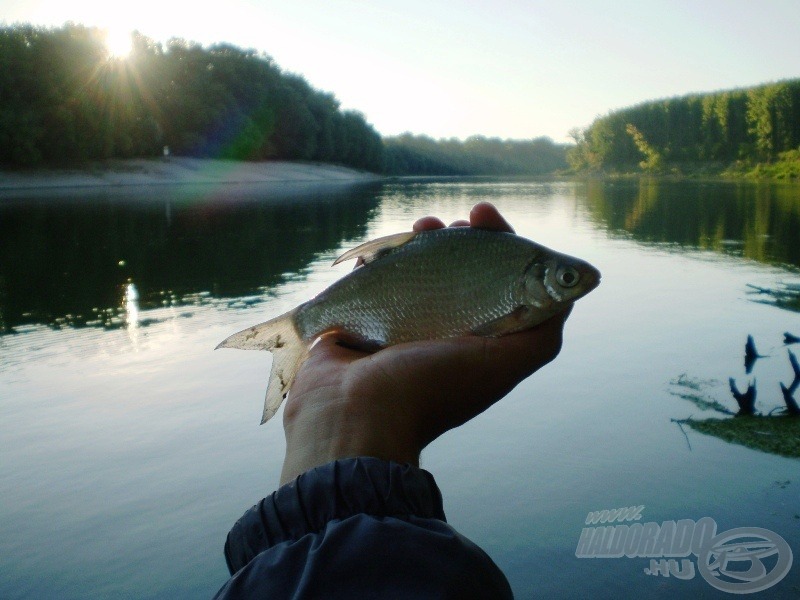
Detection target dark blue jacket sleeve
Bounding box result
[213,457,513,599]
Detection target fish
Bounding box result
[217,226,601,424]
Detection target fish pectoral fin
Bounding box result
[333,231,417,266]
[471,306,537,337]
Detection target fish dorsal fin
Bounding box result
[333,231,417,266]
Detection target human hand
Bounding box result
[279,202,570,484]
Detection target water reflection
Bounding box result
[124,282,140,347]
[3,178,800,599]
[581,179,800,268]
[681,417,800,459]
[747,282,800,313]
[124,282,139,328]
[671,339,800,458]
[0,183,380,334]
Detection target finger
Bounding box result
[413,216,446,232]
[448,219,470,227]
[378,307,571,392]
[369,312,570,439]
[469,202,515,233]
[488,309,570,380]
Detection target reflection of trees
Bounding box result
[0,183,380,332]
[582,179,800,268]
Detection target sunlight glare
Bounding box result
[105,28,133,58]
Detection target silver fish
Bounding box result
[218,227,601,423]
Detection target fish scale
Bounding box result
[218,226,600,424]
[297,228,531,344]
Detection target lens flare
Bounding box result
[105,28,132,58]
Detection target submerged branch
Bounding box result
[746,283,800,313]
[670,418,693,451]
[729,377,757,415]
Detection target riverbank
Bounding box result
[0,158,382,192]
[569,152,800,182]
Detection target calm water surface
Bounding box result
[1,179,799,598]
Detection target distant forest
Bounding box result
[569,79,800,175]
[0,24,384,171]
[0,24,568,176]
[8,24,795,179]
[383,134,568,176]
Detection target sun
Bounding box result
[104,27,133,59]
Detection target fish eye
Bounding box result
[556,266,580,288]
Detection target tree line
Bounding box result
[0,24,570,176]
[0,24,383,171]
[383,134,568,176]
[569,79,800,173]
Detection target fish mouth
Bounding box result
[579,265,602,296]
[589,269,602,288]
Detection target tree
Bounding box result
[573,79,800,171]
[0,23,384,170]
[625,124,664,172]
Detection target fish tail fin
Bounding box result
[216,308,309,424]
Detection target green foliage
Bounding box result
[746,82,800,160]
[383,134,568,176]
[625,124,664,172]
[686,417,800,459]
[574,79,800,175]
[0,24,383,171]
[724,147,800,180]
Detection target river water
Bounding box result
[1,178,799,598]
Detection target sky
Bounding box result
[3,0,800,142]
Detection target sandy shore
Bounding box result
[0,158,382,191]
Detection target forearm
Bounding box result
[280,385,421,485]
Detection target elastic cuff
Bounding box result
[224,457,445,574]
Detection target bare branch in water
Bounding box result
[729,377,757,416]
[670,418,693,451]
